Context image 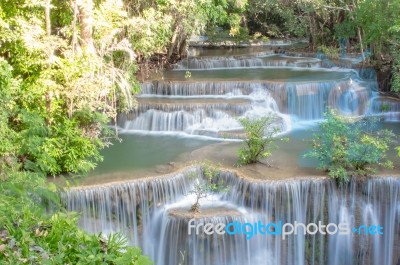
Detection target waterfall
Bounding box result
[175,56,321,70]
[371,97,400,121]
[124,47,400,140]
[63,167,197,246]
[121,78,372,137]
[124,109,243,136]
[86,48,400,264]
[64,168,400,265]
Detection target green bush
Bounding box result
[237,115,286,166]
[0,172,153,265]
[1,57,144,263]
[0,57,111,177]
[317,45,340,59]
[305,109,395,183]
[391,47,400,93]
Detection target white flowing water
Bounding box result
[175,55,322,70]
[66,46,400,264]
[64,168,400,265]
[119,48,400,138]
[124,77,376,137]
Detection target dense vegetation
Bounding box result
[0,0,244,263]
[240,0,400,92]
[1,0,400,262]
[0,172,153,264]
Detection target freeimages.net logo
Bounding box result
[188,219,383,240]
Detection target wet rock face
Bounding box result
[63,167,400,265]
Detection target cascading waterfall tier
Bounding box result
[121,78,371,137]
[139,79,370,120]
[63,167,197,245]
[116,48,400,139]
[175,55,322,70]
[64,167,400,265]
[371,97,400,121]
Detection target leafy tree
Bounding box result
[0,0,140,176]
[246,0,307,38]
[0,0,155,262]
[237,115,286,166]
[305,109,395,183]
[0,55,152,263]
[352,0,399,55]
[335,0,400,92]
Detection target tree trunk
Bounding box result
[71,0,79,53]
[178,34,187,58]
[308,13,316,50]
[357,27,365,60]
[167,23,180,59]
[76,0,95,55]
[45,0,52,125]
[351,0,364,60]
[45,0,51,36]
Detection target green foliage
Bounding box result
[317,45,340,59]
[191,0,250,45]
[201,0,248,29]
[19,112,109,175]
[305,110,395,183]
[0,58,109,176]
[114,0,249,60]
[334,18,356,40]
[334,0,400,94]
[0,0,141,176]
[0,2,153,263]
[379,104,391,112]
[127,7,174,59]
[201,162,224,192]
[237,115,286,166]
[391,46,400,93]
[245,0,399,54]
[201,0,230,28]
[246,0,307,38]
[353,0,399,53]
[0,172,152,264]
[0,59,20,176]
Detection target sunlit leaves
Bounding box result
[128,7,173,58]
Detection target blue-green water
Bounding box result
[83,121,399,185]
[153,68,351,82]
[89,134,215,175]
